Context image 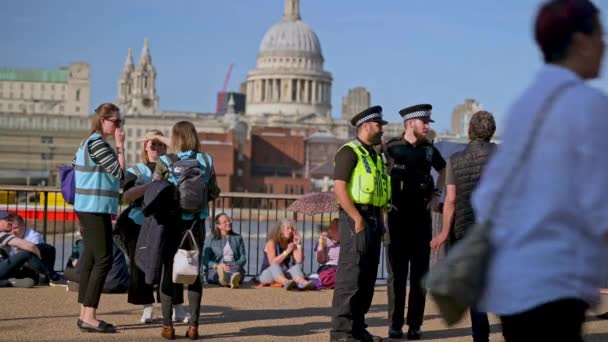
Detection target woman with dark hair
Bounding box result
[153,121,220,340]
[73,103,125,333]
[258,218,314,290]
[472,1,607,341]
[202,213,246,288]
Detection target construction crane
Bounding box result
[216,63,235,113]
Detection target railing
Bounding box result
[0,186,393,279]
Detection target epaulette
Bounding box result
[384,136,403,146]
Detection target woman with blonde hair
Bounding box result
[73,103,125,333]
[259,218,315,291]
[153,121,220,340]
[119,130,188,324]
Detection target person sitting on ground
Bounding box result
[315,218,340,289]
[63,226,130,294]
[6,213,63,284]
[259,218,315,291]
[0,219,45,288]
[203,213,246,288]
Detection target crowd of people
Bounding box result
[2,0,608,341]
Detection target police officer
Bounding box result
[384,104,446,340]
[330,106,391,342]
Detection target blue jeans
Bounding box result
[205,262,244,285]
[470,308,490,342]
[259,263,305,284]
[0,251,41,287]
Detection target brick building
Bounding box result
[199,126,310,195]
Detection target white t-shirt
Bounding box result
[10,228,44,255]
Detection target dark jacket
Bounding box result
[135,179,179,285]
[67,238,130,292]
[450,140,496,241]
[202,232,247,272]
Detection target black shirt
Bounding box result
[384,137,446,204]
[334,139,379,182]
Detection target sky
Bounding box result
[3,0,608,132]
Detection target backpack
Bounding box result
[60,165,76,205]
[167,153,211,214]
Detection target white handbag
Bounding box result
[172,228,200,285]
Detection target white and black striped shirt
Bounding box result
[72,135,125,180]
[0,232,15,247]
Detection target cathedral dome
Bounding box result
[246,0,333,119]
[259,20,322,58]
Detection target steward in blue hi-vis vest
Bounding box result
[125,162,153,225]
[74,132,121,214]
[159,150,214,220]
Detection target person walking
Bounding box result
[473,1,608,341]
[73,103,125,333]
[330,106,390,342]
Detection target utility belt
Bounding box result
[339,204,382,218]
[354,203,383,220]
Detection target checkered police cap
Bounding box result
[399,104,434,123]
[350,105,388,127]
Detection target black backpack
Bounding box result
[167,153,211,214]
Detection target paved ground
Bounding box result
[1,284,608,342]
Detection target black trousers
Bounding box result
[76,212,113,308]
[123,218,184,306]
[37,243,57,277]
[160,218,205,327]
[330,209,382,339]
[386,208,431,330]
[500,298,588,342]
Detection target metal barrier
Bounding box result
[0,186,390,279]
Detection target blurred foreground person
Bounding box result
[472,1,608,341]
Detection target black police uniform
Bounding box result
[330,106,386,342]
[384,104,446,337]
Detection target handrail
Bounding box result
[0,184,306,200]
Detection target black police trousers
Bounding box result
[330,208,382,339]
[386,208,431,330]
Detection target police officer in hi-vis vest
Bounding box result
[384,104,446,340]
[330,106,391,342]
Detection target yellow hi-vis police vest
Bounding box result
[339,140,391,208]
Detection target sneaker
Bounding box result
[172,304,191,323]
[229,272,241,289]
[297,280,315,291]
[217,265,227,286]
[140,305,154,324]
[283,279,297,291]
[8,278,35,288]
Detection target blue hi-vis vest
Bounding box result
[74,132,121,215]
[126,162,153,225]
[159,150,213,220]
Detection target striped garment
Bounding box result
[0,231,15,247]
[87,135,124,180]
